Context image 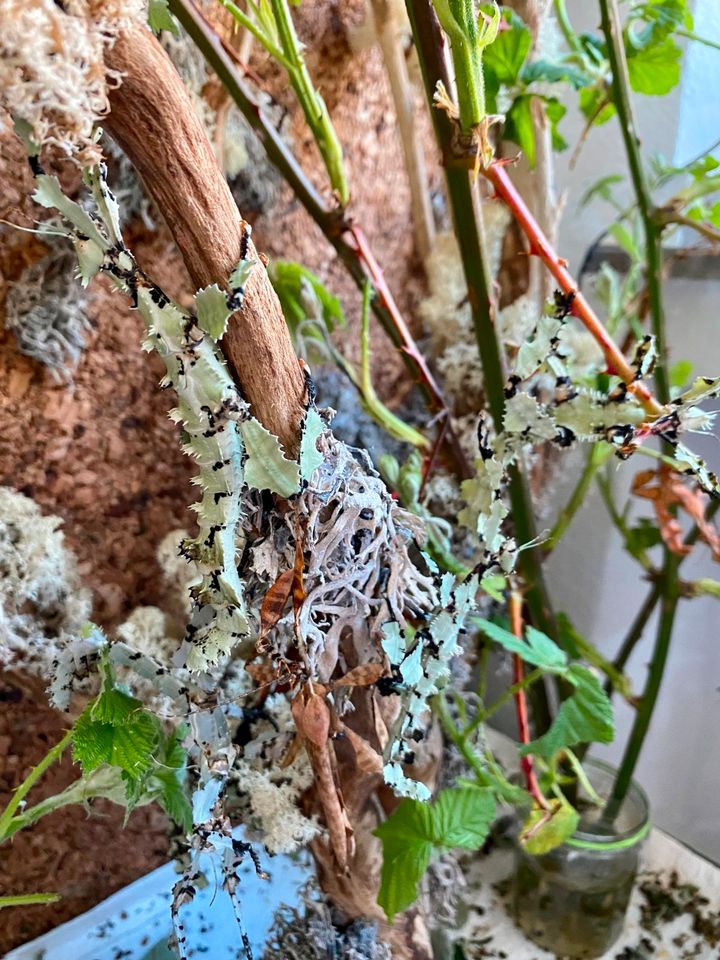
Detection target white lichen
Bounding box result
[116,605,177,665]
[0,486,91,673]
[0,0,146,162]
[4,240,91,378]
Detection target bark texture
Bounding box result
[104,27,306,455]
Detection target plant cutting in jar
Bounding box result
[0,0,719,958]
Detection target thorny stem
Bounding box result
[170,0,471,479]
[484,163,663,416]
[510,589,549,809]
[408,1,559,729]
[544,443,614,555]
[600,0,682,816]
[0,729,73,841]
[604,554,680,822]
[599,0,669,404]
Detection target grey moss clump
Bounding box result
[4,241,91,378]
[0,486,91,673]
[263,887,391,960]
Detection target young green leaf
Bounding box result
[270,261,344,337]
[669,359,693,391]
[627,37,682,95]
[432,787,496,849]
[148,0,179,35]
[375,787,497,920]
[521,665,614,760]
[474,617,568,672]
[504,95,536,166]
[580,174,624,209]
[579,86,616,126]
[73,687,161,780]
[481,8,531,85]
[522,59,591,90]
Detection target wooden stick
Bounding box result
[104,27,306,455]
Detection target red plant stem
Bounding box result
[485,163,663,418]
[347,225,445,411]
[347,225,473,477]
[510,590,549,809]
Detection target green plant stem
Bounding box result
[358,284,430,448]
[436,694,492,785]
[677,28,720,53]
[476,667,544,725]
[0,729,73,841]
[553,0,584,56]
[562,749,603,805]
[169,0,471,479]
[268,0,349,204]
[216,0,289,64]
[604,554,680,821]
[544,443,614,555]
[599,0,668,404]
[600,0,681,816]
[407,1,559,726]
[0,893,60,910]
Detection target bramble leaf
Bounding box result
[481,7,531,85]
[474,618,568,672]
[375,787,496,920]
[433,787,496,849]
[521,665,614,760]
[73,687,161,780]
[148,0,179,34]
[627,37,682,95]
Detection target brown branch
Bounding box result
[104,26,306,455]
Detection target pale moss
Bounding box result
[116,605,177,665]
[157,528,196,617]
[0,486,91,672]
[0,0,146,162]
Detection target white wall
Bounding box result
[543,0,720,860]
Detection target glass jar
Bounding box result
[512,758,650,959]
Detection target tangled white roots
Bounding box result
[242,430,437,682]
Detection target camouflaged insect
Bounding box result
[460,294,720,572]
[33,164,324,672]
[380,572,479,800]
